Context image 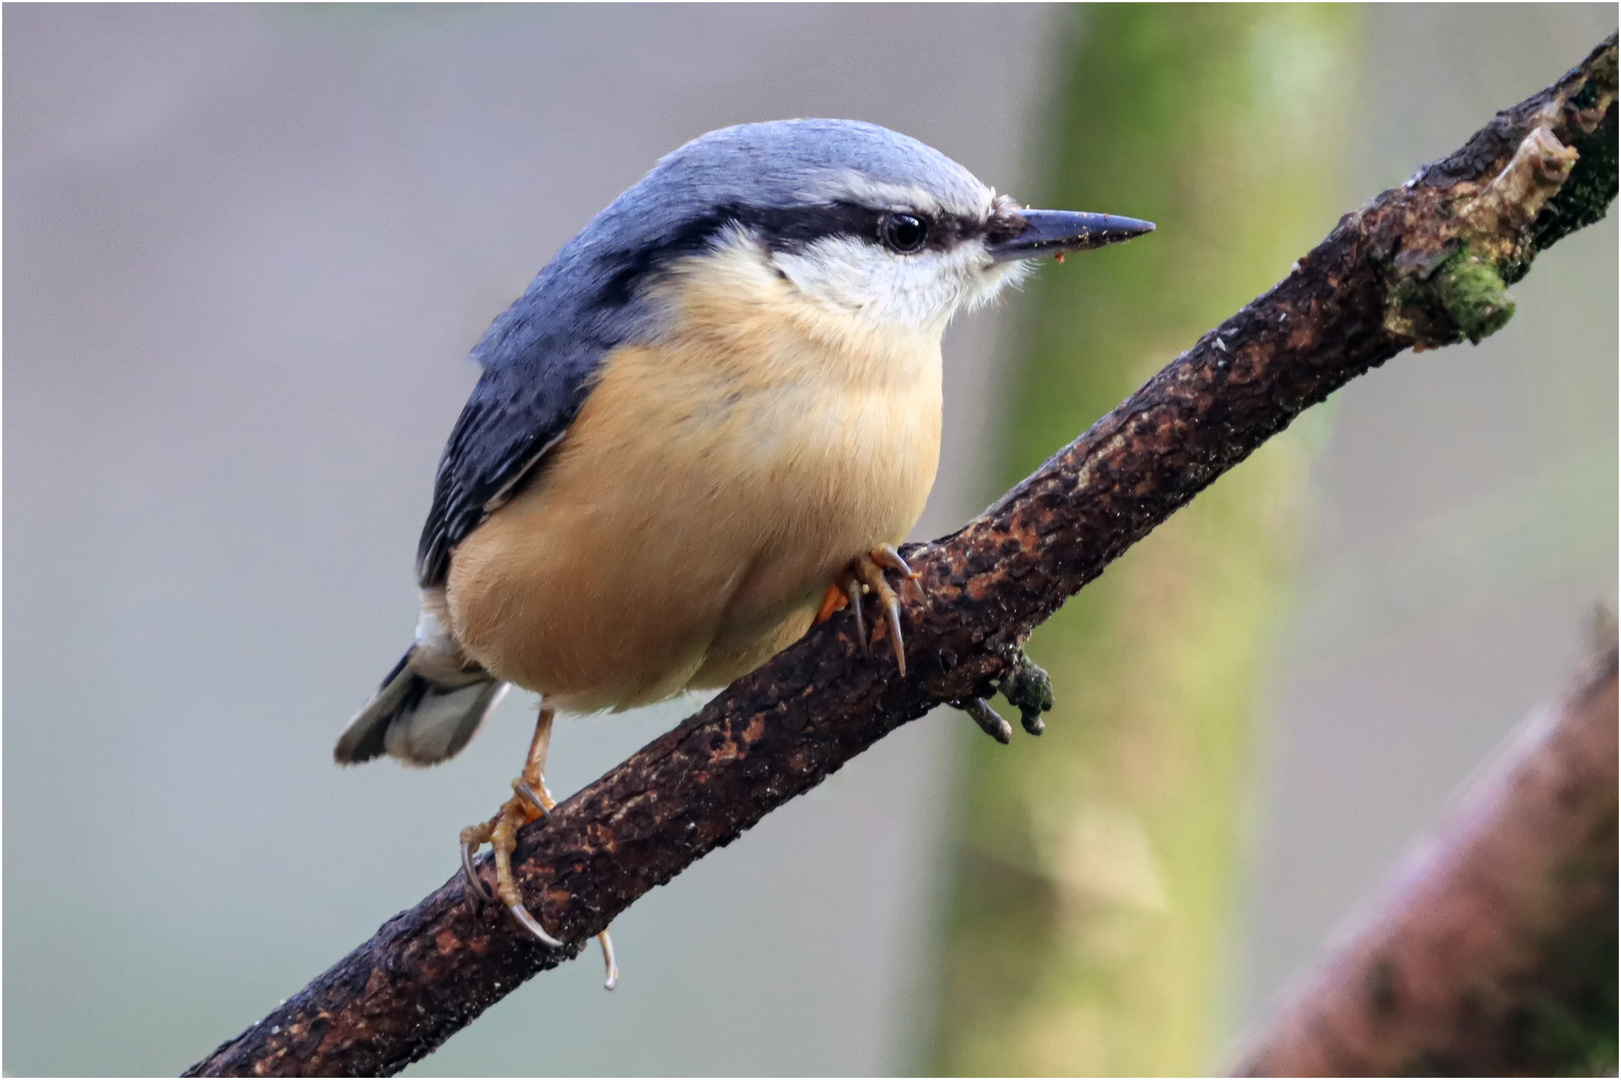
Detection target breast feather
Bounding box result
[446,240,944,708]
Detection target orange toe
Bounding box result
[814,582,848,624]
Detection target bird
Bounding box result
[332,118,1153,989]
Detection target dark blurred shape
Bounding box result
[1235,619,1617,1077]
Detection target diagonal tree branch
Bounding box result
[187,36,1618,1078]
[1233,619,1618,1077]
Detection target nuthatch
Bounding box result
[333,119,1153,987]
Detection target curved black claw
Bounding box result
[870,544,915,579]
[851,544,917,675]
[840,570,867,657]
[600,930,619,990]
[508,902,565,948]
[958,697,1013,744]
[515,781,551,818]
[461,841,493,904]
[999,651,1054,736]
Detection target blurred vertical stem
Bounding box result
[935,6,1359,1075]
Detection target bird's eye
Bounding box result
[881,213,929,254]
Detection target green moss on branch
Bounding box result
[1437,249,1516,344]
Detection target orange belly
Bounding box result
[445,312,942,712]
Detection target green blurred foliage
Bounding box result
[935,5,1360,1074]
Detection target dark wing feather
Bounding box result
[415,175,727,586]
[416,345,605,587]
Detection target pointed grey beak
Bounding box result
[987,209,1156,263]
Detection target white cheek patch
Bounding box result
[773,236,1025,330]
[960,247,1033,312]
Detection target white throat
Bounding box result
[770,235,1030,334]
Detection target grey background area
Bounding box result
[4,4,1616,1077]
[3,5,1058,1075]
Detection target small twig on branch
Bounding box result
[1233,618,1618,1077]
[186,36,1618,1079]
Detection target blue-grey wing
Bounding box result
[413,147,728,586]
[415,340,606,588]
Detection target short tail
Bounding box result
[334,649,508,767]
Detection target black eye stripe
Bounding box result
[728,201,885,250]
[593,198,1018,309]
[726,200,996,254]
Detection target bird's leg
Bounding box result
[459,708,559,940]
[838,544,918,674]
[460,706,620,989]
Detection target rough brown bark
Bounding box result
[1233,624,1618,1077]
[186,36,1618,1079]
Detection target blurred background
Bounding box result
[4,4,1614,1075]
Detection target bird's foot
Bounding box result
[460,777,561,945]
[954,649,1054,742]
[460,706,619,989]
[823,544,919,675]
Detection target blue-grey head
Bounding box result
[416,121,1153,593]
[477,119,1154,367]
